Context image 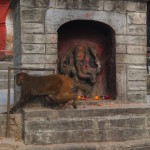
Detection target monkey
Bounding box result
[10,72,92,113]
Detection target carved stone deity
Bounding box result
[59,45,101,85]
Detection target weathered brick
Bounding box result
[126,1,146,12]
[21,9,45,23]
[22,54,57,64]
[22,44,45,53]
[127,91,146,102]
[22,23,44,33]
[127,12,146,25]
[128,65,146,81]
[116,45,126,54]
[127,45,146,54]
[128,81,147,91]
[104,0,115,11]
[116,35,146,46]
[46,44,57,54]
[116,54,146,64]
[21,34,57,44]
[127,24,146,36]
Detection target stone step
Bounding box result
[23,105,150,145]
[19,138,150,150]
[0,61,13,70]
[0,70,14,79]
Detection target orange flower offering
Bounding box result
[78,95,81,100]
[95,96,99,100]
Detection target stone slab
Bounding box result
[127,12,146,25]
[45,9,126,34]
[127,45,146,54]
[116,35,146,46]
[128,65,147,81]
[116,44,126,54]
[22,44,45,54]
[22,23,44,33]
[21,9,45,23]
[116,54,146,64]
[22,54,57,64]
[128,81,147,91]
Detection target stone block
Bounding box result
[21,9,45,23]
[104,0,115,11]
[116,64,126,101]
[45,9,126,34]
[110,117,145,128]
[20,0,35,7]
[128,81,147,91]
[21,34,45,43]
[127,24,146,36]
[116,45,126,54]
[126,1,146,12]
[20,0,55,8]
[128,65,146,81]
[46,44,57,54]
[22,54,57,64]
[55,0,80,9]
[127,45,146,54]
[22,44,45,53]
[25,118,94,133]
[34,0,50,8]
[116,54,146,64]
[21,34,57,44]
[97,119,109,130]
[79,0,104,10]
[22,23,44,33]
[109,128,145,141]
[127,12,146,25]
[116,35,146,46]
[46,34,58,44]
[127,91,146,102]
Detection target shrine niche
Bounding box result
[58,20,116,99]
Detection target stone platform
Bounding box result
[22,103,150,149]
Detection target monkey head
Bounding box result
[16,72,30,86]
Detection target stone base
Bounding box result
[23,104,150,146]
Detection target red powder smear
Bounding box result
[0,0,9,50]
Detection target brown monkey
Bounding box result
[10,72,91,113]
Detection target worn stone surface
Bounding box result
[21,34,57,44]
[45,9,126,34]
[126,1,146,12]
[22,23,44,33]
[46,44,57,54]
[127,91,146,102]
[22,54,57,64]
[23,106,150,145]
[116,35,146,46]
[127,45,146,54]
[127,24,146,36]
[127,12,146,25]
[128,65,146,81]
[22,44,45,54]
[116,54,146,64]
[128,81,147,91]
[116,64,126,101]
[21,9,45,23]
[116,44,126,54]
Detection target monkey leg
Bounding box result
[10,100,25,113]
[55,93,78,109]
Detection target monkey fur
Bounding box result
[10,72,91,113]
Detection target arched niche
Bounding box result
[58,20,116,99]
